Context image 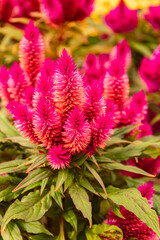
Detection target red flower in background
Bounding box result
[145,5,160,30]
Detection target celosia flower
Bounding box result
[62,107,91,154]
[145,5,160,30]
[40,0,94,25]
[0,0,14,22]
[83,80,106,121]
[0,66,10,102]
[7,102,38,143]
[103,59,129,111]
[53,49,84,116]
[14,0,40,19]
[139,46,160,92]
[47,144,71,169]
[104,0,138,33]
[109,40,131,70]
[19,20,45,83]
[136,122,152,139]
[83,53,109,85]
[105,183,159,240]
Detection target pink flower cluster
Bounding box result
[0,21,114,169]
[0,0,94,25]
[104,183,160,240]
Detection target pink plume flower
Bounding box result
[0,0,14,22]
[14,0,40,19]
[0,66,10,102]
[109,40,131,70]
[83,53,109,85]
[7,101,38,143]
[145,5,160,30]
[33,96,61,149]
[139,46,160,92]
[47,144,71,169]
[40,0,94,25]
[121,90,147,126]
[105,183,159,240]
[136,122,153,139]
[104,0,138,33]
[7,62,27,102]
[62,107,91,154]
[53,49,84,116]
[19,20,45,83]
[83,80,106,121]
[103,59,129,111]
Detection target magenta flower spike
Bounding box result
[62,107,91,154]
[7,102,38,144]
[105,0,138,33]
[0,0,14,22]
[145,5,160,30]
[40,0,94,25]
[47,144,71,169]
[136,122,152,139]
[19,20,45,84]
[83,80,106,121]
[0,66,10,102]
[109,40,131,70]
[139,46,160,92]
[105,183,159,240]
[103,59,129,111]
[53,49,84,116]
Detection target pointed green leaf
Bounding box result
[64,172,74,192]
[7,136,36,148]
[51,185,63,209]
[0,186,21,202]
[26,155,47,173]
[40,178,49,195]
[63,210,77,231]
[80,177,99,196]
[55,169,68,191]
[69,183,92,226]
[2,221,23,240]
[0,160,27,175]
[0,112,19,137]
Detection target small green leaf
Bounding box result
[40,178,49,195]
[107,186,160,238]
[28,234,55,240]
[0,160,27,175]
[17,220,53,236]
[85,223,123,240]
[63,210,77,231]
[51,185,63,209]
[80,177,99,196]
[55,169,68,191]
[7,136,36,148]
[1,190,52,232]
[0,112,19,137]
[13,168,52,192]
[85,162,107,196]
[0,186,21,202]
[2,221,23,240]
[64,172,74,192]
[69,183,92,226]
[26,155,47,173]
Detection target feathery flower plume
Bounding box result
[14,0,40,20]
[53,49,84,116]
[7,62,27,102]
[83,80,106,121]
[0,0,14,22]
[62,107,91,154]
[136,122,152,139]
[0,66,10,102]
[121,90,147,126]
[139,45,160,92]
[145,5,160,30]
[47,144,71,169]
[103,59,129,111]
[33,96,61,149]
[88,113,114,154]
[19,20,45,83]
[104,0,138,33]
[109,40,131,70]
[105,183,159,240]
[7,102,38,143]
[40,0,94,25]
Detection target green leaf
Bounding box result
[55,169,68,191]
[64,172,74,192]
[63,210,77,231]
[85,223,123,240]
[107,186,160,238]
[154,195,160,216]
[80,177,99,196]
[13,168,52,192]
[85,162,107,196]
[40,178,49,195]
[26,155,47,173]
[112,125,137,138]
[129,41,151,58]
[51,185,63,209]
[101,161,155,177]
[69,183,92,226]
[2,221,23,240]
[1,190,52,232]
[0,24,23,41]
[7,136,36,148]
[0,186,21,202]
[0,112,19,137]
[28,234,55,240]
[17,220,53,236]
[0,160,27,175]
